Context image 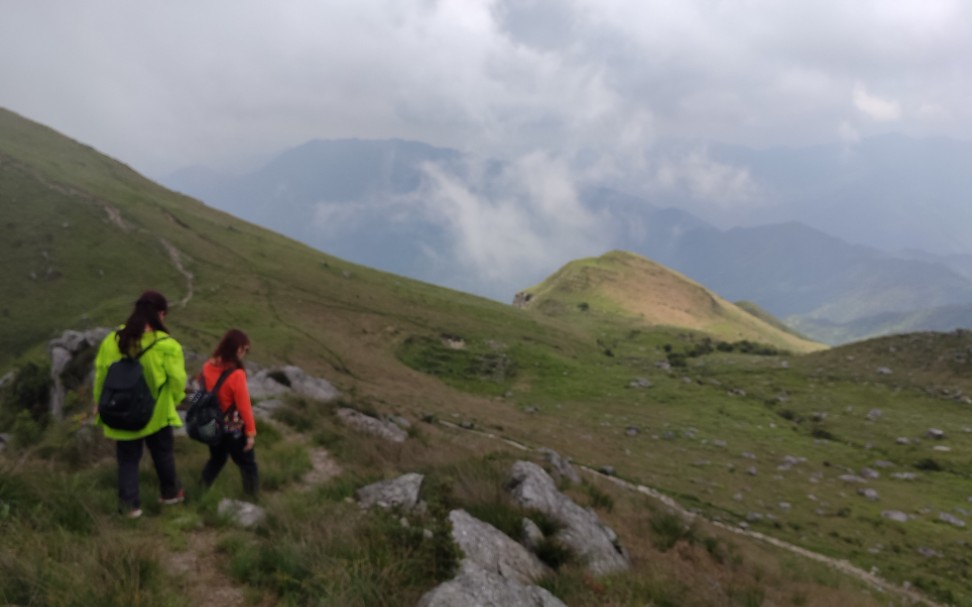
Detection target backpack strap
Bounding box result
[199,368,237,412]
[133,336,170,359]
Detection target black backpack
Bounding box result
[98,337,168,431]
[185,369,234,445]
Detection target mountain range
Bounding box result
[163,136,972,344]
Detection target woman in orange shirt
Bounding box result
[198,329,259,496]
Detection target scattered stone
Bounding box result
[746,512,764,522]
[746,467,758,476]
[337,408,408,443]
[712,440,727,448]
[741,452,757,460]
[459,421,476,430]
[873,460,894,468]
[858,488,880,502]
[625,426,639,437]
[217,499,266,528]
[598,465,616,477]
[778,502,791,511]
[866,409,882,421]
[508,461,630,575]
[355,473,424,512]
[629,378,652,389]
[918,547,941,558]
[524,405,539,414]
[859,468,880,480]
[896,437,911,445]
[933,445,951,452]
[939,512,966,528]
[927,429,945,440]
[838,475,867,483]
[388,415,412,429]
[728,388,747,397]
[892,473,918,481]
[655,361,672,372]
[876,367,892,375]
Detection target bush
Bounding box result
[2,362,52,427]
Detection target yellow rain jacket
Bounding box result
[93,328,187,440]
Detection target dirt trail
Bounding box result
[159,238,194,308]
[439,420,945,607]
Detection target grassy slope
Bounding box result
[1,107,970,605]
[517,250,825,353]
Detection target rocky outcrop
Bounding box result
[355,473,424,512]
[508,461,630,575]
[337,408,408,443]
[538,448,581,485]
[448,509,551,584]
[48,328,111,420]
[416,561,565,607]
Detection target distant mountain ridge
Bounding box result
[161,136,972,345]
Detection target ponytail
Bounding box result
[117,290,169,355]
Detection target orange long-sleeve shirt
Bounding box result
[201,360,257,437]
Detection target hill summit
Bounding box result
[515,250,824,353]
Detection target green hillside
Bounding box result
[2,107,970,606]
[515,250,825,353]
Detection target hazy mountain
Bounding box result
[162,136,972,344]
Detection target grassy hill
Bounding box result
[2,107,971,606]
[515,250,825,353]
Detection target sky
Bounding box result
[3,0,970,178]
[3,0,972,299]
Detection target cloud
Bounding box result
[655,149,764,210]
[852,83,902,121]
[414,152,613,294]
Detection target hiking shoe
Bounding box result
[125,508,143,519]
[159,488,185,505]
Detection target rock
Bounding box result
[918,547,941,558]
[508,461,630,575]
[866,408,882,421]
[927,428,945,440]
[248,366,339,402]
[838,475,867,483]
[522,518,545,551]
[939,512,966,527]
[858,488,880,501]
[933,445,951,452]
[337,408,408,443]
[876,367,892,375]
[388,415,412,429]
[538,448,582,485]
[416,561,566,607]
[252,398,285,419]
[859,468,880,480]
[47,327,112,420]
[355,473,424,512]
[881,510,908,523]
[873,460,894,468]
[448,510,550,584]
[598,466,616,477]
[628,378,652,389]
[746,467,758,476]
[218,499,266,528]
[892,472,918,480]
[896,437,911,445]
[625,426,639,437]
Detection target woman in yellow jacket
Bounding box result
[94,290,187,518]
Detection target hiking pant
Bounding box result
[201,434,259,495]
[116,426,181,511]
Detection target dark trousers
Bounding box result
[201,434,259,495]
[116,426,181,510]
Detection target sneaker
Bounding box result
[126,508,143,519]
[159,488,185,505]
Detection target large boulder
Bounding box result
[538,448,581,485]
[48,327,111,419]
[355,473,424,512]
[508,461,630,575]
[415,561,565,607]
[448,509,550,584]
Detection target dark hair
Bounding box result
[117,290,169,355]
[213,329,251,371]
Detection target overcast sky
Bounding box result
[2,0,971,179]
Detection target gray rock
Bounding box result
[521,518,545,551]
[927,428,945,440]
[448,510,550,584]
[625,426,639,437]
[892,472,918,480]
[248,366,340,402]
[876,367,892,375]
[838,475,867,483]
[337,408,408,443]
[356,473,424,512]
[598,466,616,477]
[859,468,880,480]
[538,448,581,485]
[873,460,894,468]
[416,561,566,607]
[628,378,652,389]
[882,510,909,522]
[508,461,629,575]
[252,398,285,419]
[896,437,911,445]
[218,499,266,528]
[866,408,882,421]
[918,547,941,558]
[858,488,880,501]
[939,512,966,527]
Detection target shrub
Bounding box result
[650,511,694,551]
[2,362,52,426]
